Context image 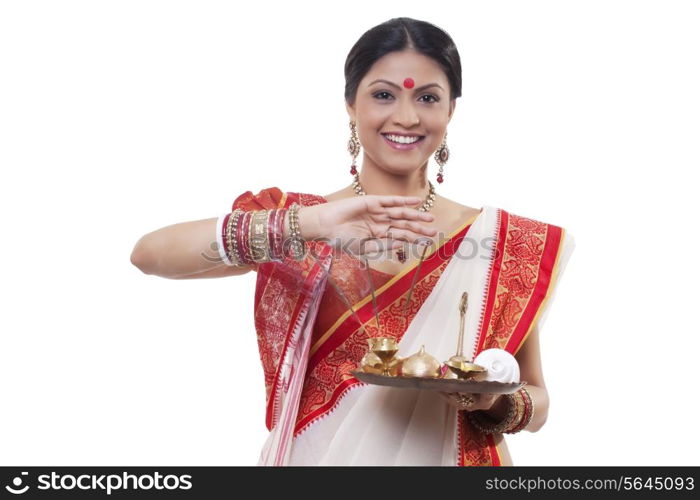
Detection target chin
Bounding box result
[381,161,426,175]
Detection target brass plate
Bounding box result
[351,370,525,394]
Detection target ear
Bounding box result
[345,100,356,122]
[447,99,456,122]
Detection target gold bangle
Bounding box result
[249,209,273,263]
[226,209,244,266]
[288,202,305,260]
[504,391,525,433]
[467,393,518,434]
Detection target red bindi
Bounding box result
[403,77,414,89]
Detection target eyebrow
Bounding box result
[368,79,444,92]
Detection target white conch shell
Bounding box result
[472,348,520,383]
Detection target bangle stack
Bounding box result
[467,387,534,434]
[218,204,307,266]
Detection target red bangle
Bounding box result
[225,208,290,264]
[268,208,286,261]
[507,388,533,433]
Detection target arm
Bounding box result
[481,325,549,432]
[130,209,323,280]
[514,325,549,432]
[130,193,437,280]
[130,217,253,279]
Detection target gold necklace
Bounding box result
[352,173,436,211]
[351,172,436,263]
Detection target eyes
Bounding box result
[372,91,440,104]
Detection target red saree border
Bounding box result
[456,410,501,466]
[487,434,503,466]
[240,188,333,431]
[455,207,567,465]
[511,226,568,354]
[473,209,565,357]
[475,209,507,355]
[506,225,564,354]
[294,376,363,436]
[264,260,317,430]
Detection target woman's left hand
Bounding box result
[438,391,501,412]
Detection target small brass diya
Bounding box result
[443,359,486,380]
[442,291,486,379]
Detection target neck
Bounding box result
[355,154,432,197]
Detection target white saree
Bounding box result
[256,204,575,466]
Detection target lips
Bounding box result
[381,133,425,140]
[381,133,426,150]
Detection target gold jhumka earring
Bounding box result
[434,131,449,184]
[348,120,360,176]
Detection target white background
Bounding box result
[1,0,698,466]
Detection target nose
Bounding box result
[392,95,420,128]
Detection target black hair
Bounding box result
[344,17,462,106]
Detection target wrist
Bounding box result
[291,205,322,241]
[482,394,510,421]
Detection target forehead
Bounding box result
[360,49,448,87]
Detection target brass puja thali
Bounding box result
[351,289,525,395]
[350,370,526,395]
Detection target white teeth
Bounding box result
[384,134,421,144]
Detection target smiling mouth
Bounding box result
[381,133,426,144]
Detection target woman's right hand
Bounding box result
[299,195,438,256]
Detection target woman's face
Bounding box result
[346,49,455,175]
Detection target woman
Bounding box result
[130,17,575,466]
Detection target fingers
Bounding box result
[378,195,423,207]
[438,392,463,409]
[354,237,424,255]
[388,218,438,237]
[481,393,497,405]
[438,392,495,411]
[388,239,405,251]
[357,238,394,255]
[384,206,435,222]
[385,226,435,243]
